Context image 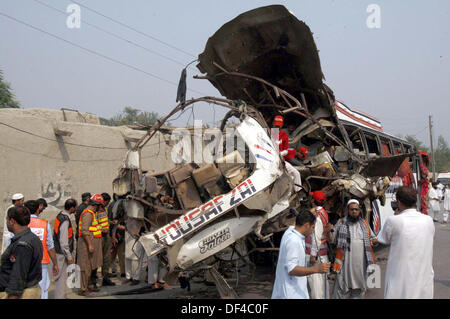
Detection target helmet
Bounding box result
[272,115,284,128]
[90,194,105,206]
[298,147,309,159]
[310,191,326,204]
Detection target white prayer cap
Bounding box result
[346,199,360,207]
[12,193,24,200]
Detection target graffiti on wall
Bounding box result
[40,183,72,208]
[40,170,73,209]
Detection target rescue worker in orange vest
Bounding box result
[271,115,302,192]
[305,191,331,299]
[24,200,59,299]
[97,192,115,286]
[76,194,103,296]
[53,198,77,299]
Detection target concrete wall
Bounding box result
[0,108,175,245]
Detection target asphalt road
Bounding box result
[48,221,450,299]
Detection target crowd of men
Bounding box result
[272,186,436,299]
[0,113,447,300]
[0,191,167,299]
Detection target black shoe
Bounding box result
[130,279,140,286]
[88,285,100,292]
[102,278,116,286]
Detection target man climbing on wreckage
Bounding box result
[270,115,302,192]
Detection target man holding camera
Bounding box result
[377,186,435,299]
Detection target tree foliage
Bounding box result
[100,106,161,127]
[405,135,430,153]
[435,135,450,172]
[405,134,450,172]
[0,70,20,109]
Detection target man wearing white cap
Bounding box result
[328,199,377,299]
[2,193,24,254]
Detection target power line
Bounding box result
[0,120,162,150]
[410,126,429,137]
[0,11,206,96]
[33,0,191,68]
[70,0,196,58]
[0,140,162,162]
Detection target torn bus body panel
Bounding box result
[197,4,353,152]
[137,115,291,262]
[197,5,327,112]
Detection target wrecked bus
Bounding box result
[112,5,421,297]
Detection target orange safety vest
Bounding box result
[96,207,109,232]
[78,209,102,238]
[333,219,375,273]
[53,212,74,254]
[28,217,50,264]
[305,207,329,257]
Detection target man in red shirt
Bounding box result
[271,115,302,192]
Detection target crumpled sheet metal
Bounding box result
[331,174,388,200]
[197,5,325,103]
[360,153,413,178]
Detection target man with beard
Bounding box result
[329,199,377,299]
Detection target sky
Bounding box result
[1,0,449,146]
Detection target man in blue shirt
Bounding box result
[272,209,330,299]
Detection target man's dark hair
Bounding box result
[7,205,31,226]
[295,210,316,227]
[396,186,417,208]
[37,198,48,208]
[24,200,40,215]
[101,193,111,202]
[81,192,91,202]
[432,182,438,188]
[64,198,78,210]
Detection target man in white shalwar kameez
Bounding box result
[330,199,377,299]
[272,209,330,299]
[305,191,331,299]
[2,194,24,254]
[443,183,450,224]
[377,186,434,299]
[428,183,440,221]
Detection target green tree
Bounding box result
[100,106,161,127]
[405,135,429,153]
[0,70,20,108]
[435,135,450,172]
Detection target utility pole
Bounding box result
[429,115,436,182]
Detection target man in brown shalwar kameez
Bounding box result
[76,194,104,296]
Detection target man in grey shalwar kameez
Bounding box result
[329,199,377,299]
